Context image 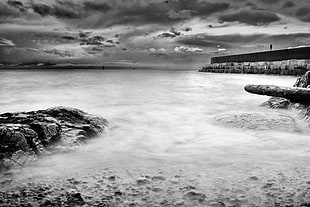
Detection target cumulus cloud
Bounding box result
[0,37,15,47]
[219,10,280,25]
[174,46,202,53]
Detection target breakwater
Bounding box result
[200,47,310,75]
[199,61,310,75]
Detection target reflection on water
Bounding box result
[1,69,310,181]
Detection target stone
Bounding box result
[215,112,298,131]
[182,190,206,202]
[0,107,108,171]
[244,84,310,103]
[66,192,85,205]
[245,72,310,122]
[294,71,310,88]
[136,177,150,185]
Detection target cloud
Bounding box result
[43,48,74,58]
[0,37,15,47]
[219,10,280,25]
[282,1,295,8]
[258,0,280,4]
[32,3,80,19]
[7,0,25,11]
[82,1,111,12]
[177,33,310,54]
[174,46,202,53]
[80,35,105,45]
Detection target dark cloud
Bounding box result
[43,49,74,58]
[258,0,280,4]
[219,10,280,25]
[157,30,181,39]
[80,35,107,46]
[7,0,26,11]
[177,33,310,54]
[87,0,230,27]
[32,3,80,19]
[282,1,295,8]
[83,1,111,12]
[295,7,310,17]
[0,2,22,19]
[61,36,77,41]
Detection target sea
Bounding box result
[1,69,310,204]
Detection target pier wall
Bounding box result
[200,47,310,76]
[199,59,310,76]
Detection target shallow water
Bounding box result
[1,69,310,205]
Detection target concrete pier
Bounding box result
[199,47,310,76]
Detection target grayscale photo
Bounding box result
[0,0,310,206]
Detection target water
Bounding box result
[1,69,310,204]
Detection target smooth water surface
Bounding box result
[1,69,310,183]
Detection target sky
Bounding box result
[0,0,309,69]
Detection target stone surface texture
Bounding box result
[0,107,108,170]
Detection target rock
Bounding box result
[136,177,150,185]
[151,175,166,182]
[215,112,298,131]
[182,190,206,202]
[294,71,310,88]
[246,72,310,122]
[66,192,85,205]
[0,107,108,171]
[244,84,310,103]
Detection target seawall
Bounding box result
[199,62,310,76]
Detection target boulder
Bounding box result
[294,71,310,88]
[244,84,310,103]
[245,71,310,121]
[0,107,108,170]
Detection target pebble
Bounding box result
[151,176,166,182]
[152,187,162,192]
[182,190,206,202]
[174,200,185,206]
[248,176,259,181]
[136,178,149,185]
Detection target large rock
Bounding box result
[0,107,108,170]
[244,84,310,103]
[215,112,298,132]
[294,71,310,88]
[245,71,310,121]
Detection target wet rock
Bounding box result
[40,198,52,206]
[66,192,85,205]
[174,200,185,206]
[152,187,162,192]
[247,72,310,122]
[294,71,310,88]
[245,84,310,103]
[151,175,166,182]
[182,190,206,202]
[108,175,116,181]
[136,177,150,185]
[0,107,108,170]
[215,112,298,131]
[248,176,260,181]
[114,190,123,196]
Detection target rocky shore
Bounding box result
[245,71,310,121]
[0,107,108,171]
